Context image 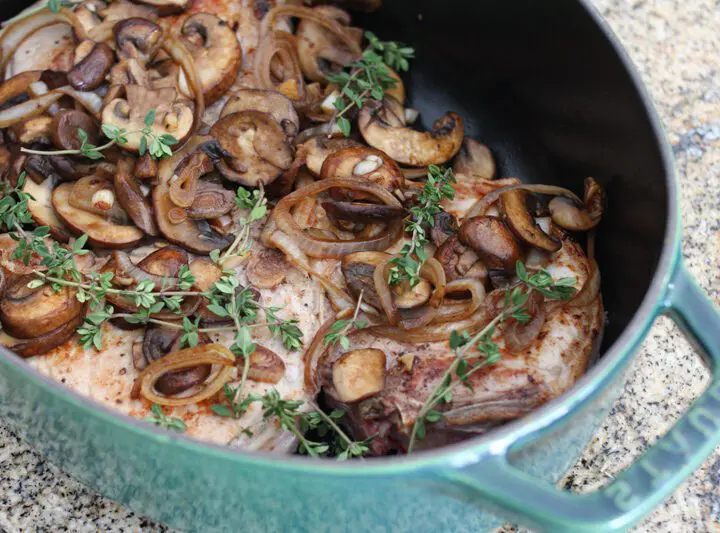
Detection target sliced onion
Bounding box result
[303,317,336,393]
[273,178,403,258]
[433,278,486,323]
[371,305,492,343]
[570,259,600,307]
[0,91,62,128]
[0,8,87,75]
[294,121,341,146]
[131,343,235,406]
[464,184,584,221]
[504,291,546,352]
[255,31,311,109]
[260,5,362,57]
[373,257,399,326]
[161,37,205,143]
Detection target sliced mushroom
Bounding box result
[53,182,144,248]
[189,257,222,291]
[394,279,432,309]
[9,116,53,146]
[69,176,127,222]
[459,216,521,271]
[302,135,359,175]
[237,345,286,384]
[322,200,405,222]
[452,138,496,179]
[1,312,85,358]
[169,151,213,207]
[296,6,361,83]
[320,146,406,200]
[67,42,114,91]
[186,182,235,219]
[179,13,242,105]
[210,111,294,187]
[22,177,72,242]
[102,85,194,152]
[51,109,99,151]
[332,348,386,403]
[135,153,158,179]
[113,18,163,64]
[137,245,188,277]
[115,157,158,236]
[341,251,390,310]
[154,139,233,254]
[430,211,458,248]
[246,248,288,289]
[499,190,561,252]
[359,98,464,166]
[221,89,299,138]
[0,275,83,339]
[548,197,598,232]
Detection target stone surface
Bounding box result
[0,0,718,531]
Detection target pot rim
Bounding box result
[0,0,680,477]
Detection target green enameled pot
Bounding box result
[2,0,719,532]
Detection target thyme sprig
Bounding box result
[143,404,187,433]
[20,111,178,160]
[326,31,414,137]
[388,165,456,286]
[407,261,578,452]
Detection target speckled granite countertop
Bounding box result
[1,0,718,531]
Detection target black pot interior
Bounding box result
[2,0,669,355]
[358,0,669,353]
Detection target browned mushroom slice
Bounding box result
[322,200,405,222]
[320,146,405,199]
[548,197,599,232]
[114,17,163,63]
[452,137,496,179]
[246,248,288,289]
[138,245,188,277]
[1,312,85,358]
[459,216,521,271]
[0,275,84,339]
[67,42,114,91]
[169,151,213,207]
[237,345,286,384]
[22,177,72,242]
[499,190,561,252]
[210,111,294,187]
[102,85,194,152]
[296,5,361,83]
[302,135,360,176]
[359,98,464,166]
[52,183,144,248]
[221,89,299,138]
[114,158,158,236]
[430,211,458,248]
[179,13,242,105]
[186,183,234,219]
[9,116,53,145]
[394,280,432,309]
[135,153,158,179]
[332,348,386,403]
[51,109,99,151]
[69,176,128,223]
[341,251,390,311]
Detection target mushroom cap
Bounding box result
[22,176,72,243]
[52,182,145,249]
[221,89,299,138]
[499,190,561,253]
[359,97,465,167]
[113,17,163,64]
[179,13,242,105]
[452,137,496,180]
[102,85,194,152]
[209,110,294,187]
[302,135,360,175]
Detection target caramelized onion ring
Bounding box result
[371,305,492,343]
[433,278,486,323]
[570,259,600,307]
[132,343,235,406]
[303,317,336,393]
[273,178,403,258]
[464,184,583,221]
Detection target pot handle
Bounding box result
[443,263,720,533]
